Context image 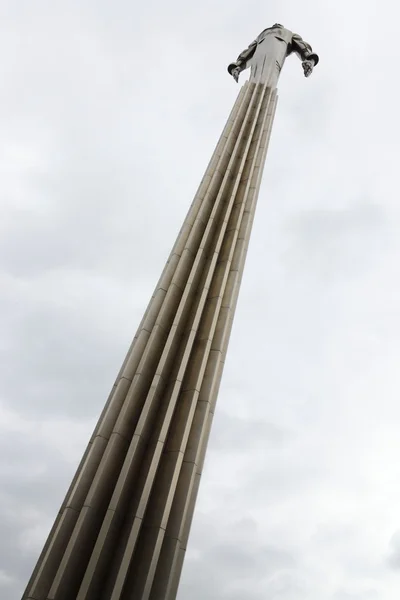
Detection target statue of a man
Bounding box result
[228,24,319,87]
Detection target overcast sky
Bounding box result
[1,0,400,598]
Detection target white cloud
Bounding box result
[1,0,400,598]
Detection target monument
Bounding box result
[23,24,318,600]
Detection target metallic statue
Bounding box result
[228,23,319,87]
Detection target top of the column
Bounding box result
[227,23,319,86]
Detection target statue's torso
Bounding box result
[249,27,293,86]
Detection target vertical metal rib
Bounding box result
[76,82,263,600]
[153,88,279,600]
[104,83,269,600]
[44,85,255,600]
[23,83,278,600]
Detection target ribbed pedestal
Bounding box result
[23,81,278,600]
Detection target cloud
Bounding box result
[180,515,297,600]
[1,1,400,599]
[0,404,91,598]
[333,592,379,600]
[386,531,400,570]
[283,202,388,280]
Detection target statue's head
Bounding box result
[272,23,284,29]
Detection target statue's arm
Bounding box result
[291,33,319,66]
[227,39,258,77]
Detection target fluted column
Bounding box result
[23,81,278,600]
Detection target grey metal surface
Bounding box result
[228,24,319,85]
[22,82,277,600]
[23,23,318,600]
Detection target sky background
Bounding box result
[1,0,400,598]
